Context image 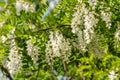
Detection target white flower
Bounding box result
[29,3,36,13]
[78,0,82,3]
[22,2,29,13]
[71,5,86,52]
[71,4,98,52]
[1,35,7,43]
[7,45,22,74]
[108,70,117,80]
[15,1,36,15]
[88,0,98,9]
[71,6,83,34]
[22,2,36,13]
[26,39,39,64]
[6,34,13,39]
[45,31,71,65]
[115,29,120,48]
[83,29,91,44]
[115,29,120,41]
[15,1,23,15]
[83,9,98,44]
[101,11,112,29]
[29,23,36,31]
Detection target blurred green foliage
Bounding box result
[0,0,120,80]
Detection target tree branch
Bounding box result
[34,24,71,33]
[0,65,13,80]
[62,61,69,80]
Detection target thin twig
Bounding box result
[34,24,71,33]
[62,61,69,80]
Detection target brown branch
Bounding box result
[34,24,71,33]
[0,65,13,80]
[2,25,71,42]
[62,61,69,80]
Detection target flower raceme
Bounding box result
[108,70,118,80]
[71,3,98,52]
[15,0,36,15]
[7,45,22,74]
[26,39,40,64]
[45,31,71,65]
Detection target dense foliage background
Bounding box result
[0,0,120,80]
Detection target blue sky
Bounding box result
[42,0,60,20]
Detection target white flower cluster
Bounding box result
[71,5,86,52]
[78,0,82,3]
[71,5,83,34]
[1,35,7,43]
[108,70,118,80]
[26,40,39,64]
[29,23,36,31]
[71,4,98,52]
[45,31,71,65]
[83,8,98,44]
[101,11,112,29]
[15,0,36,15]
[115,29,120,41]
[7,45,22,74]
[88,0,98,9]
[115,26,120,48]
[1,33,16,44]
